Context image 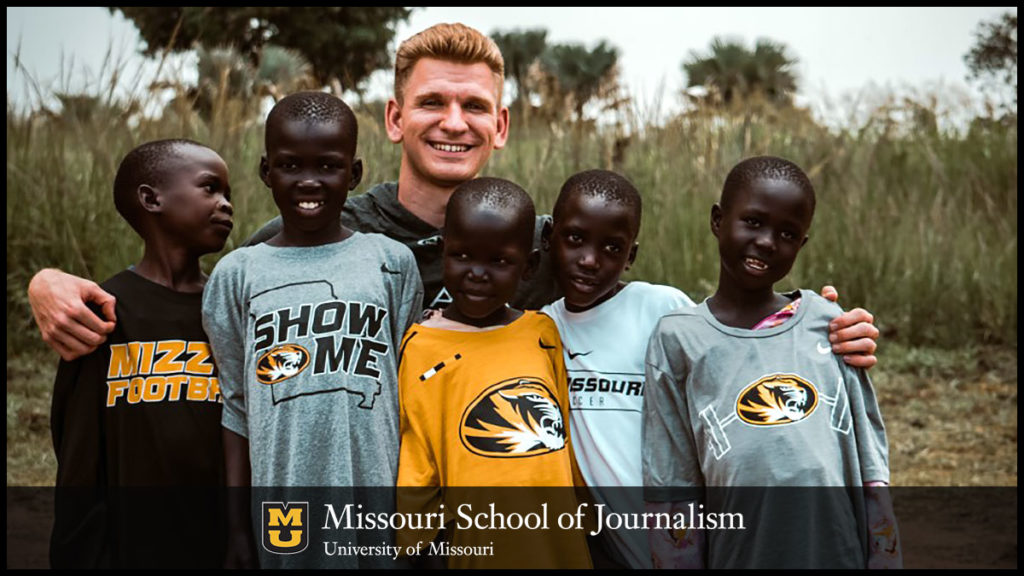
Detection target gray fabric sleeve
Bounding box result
[393,246,424,349]
[242,216,283,247]
[842,361,891,484]
[642,321,704,502]
[201,252,250,438]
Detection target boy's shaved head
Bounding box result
[447,177,535,251]
[554,169,642,236]
[113,138,207,233]
[721,156,816,213]
[265,91,358,154]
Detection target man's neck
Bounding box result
[396,162,457,229]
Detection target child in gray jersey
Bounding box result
[202,92,422,568]
[642,156,900,569]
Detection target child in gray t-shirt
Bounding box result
[202,92,422,568]
[642,156,900,569]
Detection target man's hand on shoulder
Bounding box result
[820,285,879,370]
[28,268,116,361]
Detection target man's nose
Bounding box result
[440,102,469,132]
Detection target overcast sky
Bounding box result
[7,6,1016,120]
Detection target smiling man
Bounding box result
[28,22,879,364]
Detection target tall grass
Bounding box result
[6,75,1017,355]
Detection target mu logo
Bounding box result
[460,378,566,458]
[736,373,818,426]
[256,344,310,385]
[262,502,309,554]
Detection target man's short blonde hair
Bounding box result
[394,22,505,104]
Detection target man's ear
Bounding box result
[350,158,364,191]
[384,98,404,144]
[540,218,553,252]
[625,242,639,271]
[138,184,161,214]
[522,248,541,281]
[259,156,271,188]
[710,203,723,238]
[493,105,510,150]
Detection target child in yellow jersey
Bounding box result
[396,178,591,569]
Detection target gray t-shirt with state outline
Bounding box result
[202,232,423,488]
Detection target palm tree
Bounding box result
[683,37,798,107]
[540,40,620,122]
[491,28,548,120]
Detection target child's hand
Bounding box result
[820,285,879,369]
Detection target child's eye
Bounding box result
[743,217,760,227]
[567,233,583,244]
[780,230,798,241]
[604,244,622,254]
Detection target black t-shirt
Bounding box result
[50,269,224,568]
[245,182,562,310]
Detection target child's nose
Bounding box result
[577,251,598,269]
[754,232,775,252]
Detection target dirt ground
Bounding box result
[7,345,1017,568]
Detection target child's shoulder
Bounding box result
[359,232,417,267]
[624,281,696,309]
[794,289,845,329]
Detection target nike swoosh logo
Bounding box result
[380,263,402,275]
[538,338,556,350]
[416,235,442,247]
[817,342,832,355]
[567,350,592,360]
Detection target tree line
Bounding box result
[74,8,1017,126]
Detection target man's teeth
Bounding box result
[433,143,468,152]
[298,201,324,210]
[745,258,767,271]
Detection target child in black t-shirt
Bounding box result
[50,139,234,568]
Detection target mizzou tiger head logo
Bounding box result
[256,344,310,385]
[736,374,817,426]
[460,378,566,457]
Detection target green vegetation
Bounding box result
[6,78,1017,354]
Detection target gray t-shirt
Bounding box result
[202,233,423,487]
[246,182,561,311]
[642,290,889,568]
